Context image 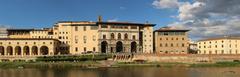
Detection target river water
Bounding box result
[0,67,240,77]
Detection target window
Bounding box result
[182,38,185,40]
[171,38,174,40]
[50,42,52,44]
[75,26,78,31]
[160,43,162,47]
[124,33,128,40]
[75,47,78,52]
[160,38,162,40]
[132,35,136,40]
[182,43,184,47]
[84,47,86,51]
[93,47,96,51]
[166,38,168,40]
[176,38,178,40]
[171,43,173,47]
[43,42,45,44]
[83,26,86,31]
[102,35,106,39]
[111,33,115,39]
[84,36,87,43]
[165,43,168,47]
[118,33,121,39]
[59,36,62,39]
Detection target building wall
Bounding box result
[154,31,189,54]
[53,22,99,54]
[3,21,155,55]
[0,39,59,56]
[197,39,240,54]
[98,24,140,53]
[142,26,154,53]
[30,30,53,39]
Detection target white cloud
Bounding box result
[152,0,180,9]
[153,0,240,40]
[107,18,118,22]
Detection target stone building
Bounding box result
[154,27,189,54]
[0,16,155,56]
[197,36,240,54]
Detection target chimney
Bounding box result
[98,15,102,22]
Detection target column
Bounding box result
[38,46,40,56]
[29,46,32,56]
[21,46,24,57]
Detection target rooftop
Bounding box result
[0,38,59,41]
[155,27,189,32]
[97,22,156,26]
[198,36,240,42]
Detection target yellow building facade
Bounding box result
[0,18,155,56]
[154,27,189,54]
[197,37,240,54]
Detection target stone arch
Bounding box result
[101,41,108,53]
[32,46,38,55]
[23,46,30,55]
[116,41,123,53]
[15,46,21,55]
[0,46,4,55]
[40,46,49,55]
[131,41,137,53]
[7,46,13,55]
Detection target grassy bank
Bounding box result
[190,61,240,67]
[113,61,240,68]
[113,62,189,67]
[0,61,101,69]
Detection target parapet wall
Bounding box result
[133,54,240,63]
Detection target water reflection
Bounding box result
[0,67,240,77]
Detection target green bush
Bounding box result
[36,54,112,62]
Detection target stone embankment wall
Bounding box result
[132,54,240,63]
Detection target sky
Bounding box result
[0,0,240,40]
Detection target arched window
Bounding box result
[118,33,121,39]
[111,33,115,39]
[124,33,128,40]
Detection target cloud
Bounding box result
[120,6,126,10]
[153,0,240,40]
[152,0,180,9]
[107,18,118,22]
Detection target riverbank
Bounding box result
[1,61,240,69]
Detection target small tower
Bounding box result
[98,15,102,22]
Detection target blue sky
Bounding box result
[0,0,178,29]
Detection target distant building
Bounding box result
[154,27,189,54]
[197,36,240,54]
[0,27,8,38]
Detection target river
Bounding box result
[0,67,240,77]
